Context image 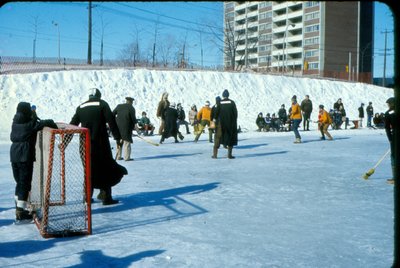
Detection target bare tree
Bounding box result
[119,25,144,66]
[152,18,161,67]
[209,18,242,71]
[159,34,176,67]
[177,31,189,68]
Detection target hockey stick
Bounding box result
[132,133,159,146]
[363,149,390,179]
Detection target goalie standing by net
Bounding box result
[70,88,127,205]
[10,101,58,222]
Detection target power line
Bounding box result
[114,3,222,31]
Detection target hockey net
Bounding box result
[30,123,91,238]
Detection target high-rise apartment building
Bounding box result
[223,1,374,83]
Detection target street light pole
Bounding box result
[52,21,60,64]
[283,23,295,73]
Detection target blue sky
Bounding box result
[0,1,395,77]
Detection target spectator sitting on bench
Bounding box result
[256,112,266,131]
[373,113,385,128]
[138,111,154,135]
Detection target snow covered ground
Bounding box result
[0,69,395,267]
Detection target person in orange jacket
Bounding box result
[289,95,302,143]
[317,104,333,140]
[194,100,213,142]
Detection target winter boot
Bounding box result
[97,189,106,201]
[294,138,302,144]
[159,136,165,144]
[16,207,33,221]
[102,188,119,205]
[178,132,184,140]
[227,146,235,159]
[212,147,218,159]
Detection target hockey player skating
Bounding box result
[10,102,58,223]
[317,104,333,140]
[194,101,213,143]
[290,95,302,143]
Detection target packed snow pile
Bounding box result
[0,68,393,142]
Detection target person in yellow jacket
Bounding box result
[194,100,214,142]
[317,104,333,140]
[290,95,302,143]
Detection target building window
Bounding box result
[259,34,272,42]
[308,62,319,69]
[259,56,268,63]
[304,37,319,45]
[304,50,319,57]
[305,24,319,33]
[304,11,319,21]
[259,2,272,9]
[225,2,235,9]
[259,45,271,52]
[259,23,272,31]
[304,2,320,8]
[259,11,272,20]
[226,12,234,19]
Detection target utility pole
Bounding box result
[381,29,390,87]
[87,1,92,65]
[52,21,60,64]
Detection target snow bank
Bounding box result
[0,69,393,142]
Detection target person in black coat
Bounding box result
[256,112,265,131]
[366,102,374,127]
[113,97,137,161]
[385,97,396,184]
[216,89,238,159]
[176,103,190,134]
[160,102,180,144]
[70,88,127,205]
[358,103,365,128]
[10,101,57,221]
[300,95,313,131]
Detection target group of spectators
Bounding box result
[256,96,385,133]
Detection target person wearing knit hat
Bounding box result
[70,88,127,205]
[194,100,214,143]
[290,95,302,143]
[10,102,58,222]
[89,88,102,98]
[218,89,238,159]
